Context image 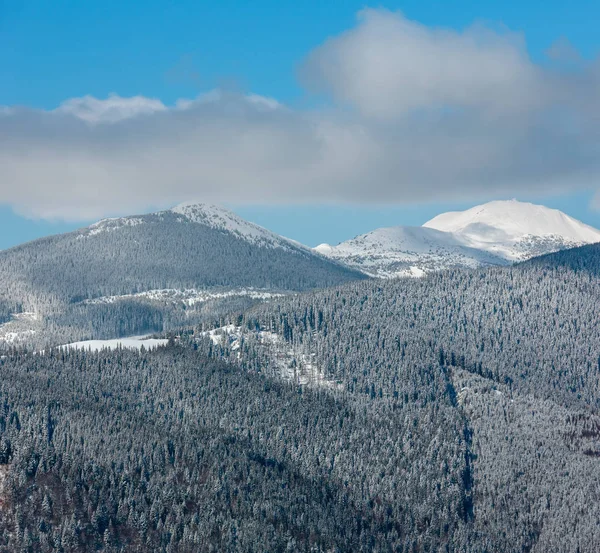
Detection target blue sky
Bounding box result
[1,0,599,248]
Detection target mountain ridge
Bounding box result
[316,200,600,278]
[83,202,303,251]
[2,199,598,345]
[313,225,508,278]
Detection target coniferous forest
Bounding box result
[0,244,599,551]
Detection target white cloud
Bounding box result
[55,93,167,123]
[1,9,599,220]
[301,9,544,118]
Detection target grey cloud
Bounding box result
[1,9,600,220]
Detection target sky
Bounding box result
[1,0,599,248]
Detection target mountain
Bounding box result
[0,203,365,346]
[314,226,507,278]
[317,200,600,278]
[2,202,365,305]
[83,202,311,253]
[424,199,600,261]
[2,204,600,550]
[2,199,598,343]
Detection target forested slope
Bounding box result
[0,346,469,552]
[0,246,598,551]
[524,242,600,276]
[202,253,600,550]
[240,261,600,411]
[0,209,363,310]
[0,205,365,347]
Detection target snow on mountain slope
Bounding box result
[86,202,301,251]
[316,226,507,278]
[316,200,600,278]
[0,201,365,348]
[81,287,286,307]
[424,200,600,261]
[170,202,298,250]
[314,243,335,256]
[87,216,145,236]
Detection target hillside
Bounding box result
[0,203,365,346]
[1,245,599,551]
[523,241,600,276]
[196,250,600,550]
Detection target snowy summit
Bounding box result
[424,199,600,261]
[169,202,297,250]
[315,200,600,278]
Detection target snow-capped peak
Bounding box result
[169,202,298,250]
[314,225,507,278]
[423,200,600,260]
[424,199,600,241]
[315,200,600,278]
[171,202,261,234]
[83,202,301,252]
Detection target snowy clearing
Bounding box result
[81,287,287,306]
[59,335,169,352]
[0,312,40,345]
[202,325,342,390]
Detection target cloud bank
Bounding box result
[1,9,599,220]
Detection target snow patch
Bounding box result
[0,312,40,345]
[82,288,287,306]
[202,325,341,390]
[60,335,168,352]
[409,266,426,278]
[85,217,145,236]
[314,243,334,255]
[2,330,36,343]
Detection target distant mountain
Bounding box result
[317,200,600,278]
[2,202,364,305]
[0,203,365,345]
[424,199,600,261]
[88,202,302,251]
[314,226,507,278]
